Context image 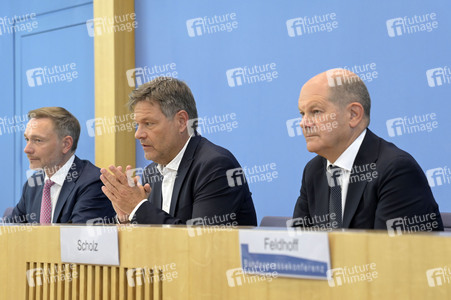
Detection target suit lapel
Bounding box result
[342,130,380,228]
[169,136,200,216]
[149,180,163,209]
[316,159,330,217]
[52,156,81,222]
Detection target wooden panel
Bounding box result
[94,0,136,168]
[2,226,451,299]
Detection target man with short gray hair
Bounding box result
[100,77,257,225]
[293,69,443,230]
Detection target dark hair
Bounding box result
[28,107,80,152]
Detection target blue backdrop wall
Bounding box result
[1,1,450,224]
[133,0,451,223]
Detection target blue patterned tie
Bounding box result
[328,166,342,228]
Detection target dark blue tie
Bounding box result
[328,165,342,228]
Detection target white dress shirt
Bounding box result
[128,136,192,220]
[44,154,75,222]
[326,129,367,218]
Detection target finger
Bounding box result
[100,173,121,195]
[143,184,152,196]
[101,185,117,202]
[109,165,128,185]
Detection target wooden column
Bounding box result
[94,0,135,168]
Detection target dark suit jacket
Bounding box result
[134,135,257,226]
[9,156,115,224]
[293,129,443,230]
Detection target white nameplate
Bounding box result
[60,226,119,266]
[239,229,330,280]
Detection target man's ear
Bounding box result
[175,110,189,132]
[348,102,364,128]
[62,136,74,154]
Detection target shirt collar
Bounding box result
[327,129,367,172]
[157,135,192,175]
[45,155,75,186]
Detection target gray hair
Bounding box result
[128,77,198,120]
[327,70,371,125]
